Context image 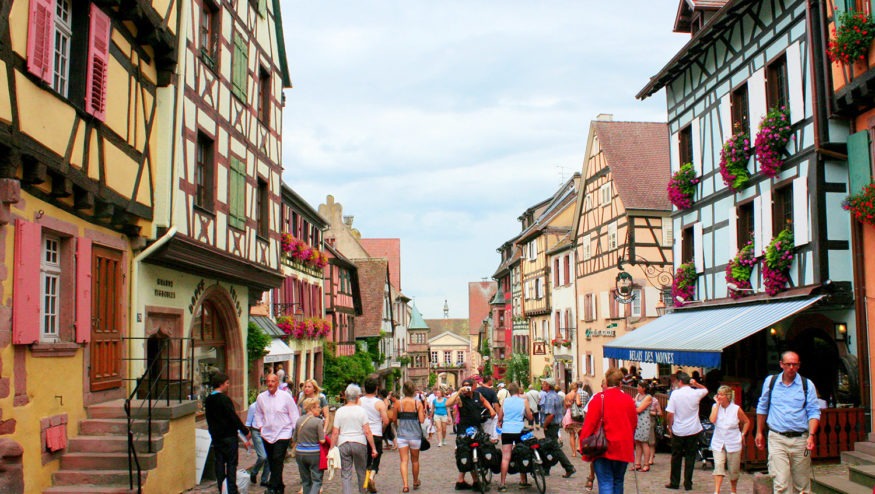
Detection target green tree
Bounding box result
[505,353,530,388]
[322,342,375,397]
[480,333,492,378]
[428,372,437,388]
[247,322,271,367]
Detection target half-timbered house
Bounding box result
[0,0,181,488]
[323,242,361,357]
[622,0,863,464]
[407,303,431,388]
[490,240,516,374]
[515,174,578,381]
[548,235,577,390]
[571,118,672,386]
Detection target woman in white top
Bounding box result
[331,384,378,494]
[709,385,751,494]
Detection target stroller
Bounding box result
[696,419,715,469]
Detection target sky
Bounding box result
[280,1,690,319]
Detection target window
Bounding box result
[256,178,269,237]
[41,235,61,341]
[582,234,592,260]
[563,255,570,284]
[737,201,755,249]
[444,351,452,365]
[53,0,72,96]
[583,293,594,322]
[528,240,537,260]
[535,278,542,299]
[456,351,464,365]
[608,222,618,250]
[631,289,642,318]
[773,184,794,235]
[554,311,562,338]
[678,125,693,166]
[600,183,611,206]
[258,66,271,125]
[609,289,619,319]
[231,32,248,101]
[586,353,594,376]
[662,219,673,247]
[199,0,219,68]
[228,157,246,229]
[766,54,789,111]
[682,226,694,264]
[731,83,750,136]
[195,132,215,210]
[553,258,560,286]
[584,194,592,211]
[431,351,438,364]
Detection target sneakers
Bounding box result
[498,485,508,492]
[455,481,472,490]
[471,482,482,491]
[437,441,442,447]
[562,468,576,479]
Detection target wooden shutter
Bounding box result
[13,220,41,344]
[785,41,805,125]
[257,0,266,16]
[229,157,246,229]
[720,94,733,140]
[691,117,701,174]
[753,196,764,254]
[232,33,248,100]
[599,291,609,319]
[728,205,738,251]
[848,130,872,196]
[85,5,111,121]
[761,187,773,245]
[693,223,704,274]
[671,131,680,170]
[26,0,54,84]
[793,176,810,246]
[609,290,619,319]
[76,237,92,343]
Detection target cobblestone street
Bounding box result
[186,431,846,493]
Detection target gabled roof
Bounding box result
[272,0,292,88]
[674,0,729,33]
[353,258,389,338]
[409,303,429,330]
[516,174,580,244]
[591,121,671,211]
[428,330,471,346]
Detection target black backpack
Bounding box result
[461,391,489,424]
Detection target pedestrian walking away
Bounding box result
[360,376,390,493]
[755,351,820,494]
[295,398,327,494]
[664,371,708,491]
[204,371,252,494]
[710,385,751,494]
[539,377,576,478]
[331,384,378,494]
[254,373,301,494]
[496,382,533,492]
[446,378,496,491]
[245,397,270,487]
[395,381,426,492]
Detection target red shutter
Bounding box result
[85,5,111,121]
[13,220,41,344]
[609,290,619,319]
[75,237,92,343]
[26,0,54,84]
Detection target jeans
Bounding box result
[296,453,323,494]
[544,424,575,474]
[669,432,700,489]
[263,438,291,492]
[249,428,270,481]
[339,442,368,494]
[367,435,383,473]
[592,457,629,494]
[212,436,240,494]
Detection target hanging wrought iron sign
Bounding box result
[614,271,635,304]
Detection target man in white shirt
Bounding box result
[496,383,509,405]
[664,372,708,491]
[254,373,300,494]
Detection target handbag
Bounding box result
[417,401,431,451]
[579,393,608,457]
[571,400,585,421]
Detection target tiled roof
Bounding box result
[469,282,497,335]
[360,239,401,290]
[424,318,469,340]
[592,121,671,211]
[353,258,389,338]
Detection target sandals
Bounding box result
[585,478,594,492]
[402,488,409,493]
[413,481,421,490]
[640,466,650,472]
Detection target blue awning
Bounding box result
[603,296,824,368]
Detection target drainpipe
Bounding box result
[129,226,177,381]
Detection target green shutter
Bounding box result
[848,130,872,196]
[229,157,246,229]
[232,34,248,100]
[258,0,266,17]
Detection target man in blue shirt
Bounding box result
[540,378,576,478]
[755,351,821,493]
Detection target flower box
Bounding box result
[668,162,700,210]
[843,181,875,225]
[762,228,794,296]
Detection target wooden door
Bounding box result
[90,246,123,391]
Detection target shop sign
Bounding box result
[614,272,635,304]
[585,328,616,339]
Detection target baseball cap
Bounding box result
[541,377,556,386]
[461,378,474,387]
[497,383,506,388]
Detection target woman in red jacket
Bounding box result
[579,368,637,494]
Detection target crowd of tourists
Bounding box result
[202,350,820,494]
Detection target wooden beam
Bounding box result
[49,173,72,198]
[21,156,46,185]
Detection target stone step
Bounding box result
[853,441,875,457]
[813,474,872,494]
[79,418,169,436]
[842,450,875,466]
[67,436,163,454]
[848,464,875,489]
[43,486,136,494]
[60,452,157,471]
[85,400,129,420]
[51,470,145,486]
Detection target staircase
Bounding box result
[813,434,875,493]
[43,400,169,494]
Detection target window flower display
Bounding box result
[276,316,332,340]
[719,127,753,191]
[754,107,793,178]
[725,241,757,299]
[842,181,875,225]
[762,228,794,296]
[827,10,875,65]
[671,261,697,306]
[668,162,700,210]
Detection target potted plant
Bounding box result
[827,10,875,65]
[719,127,753,191]
[672,261,698,306]
[725,240,757,299]
[561,339,572,349]
[668,162,700,210]
[842,181,875,225]
[762,228,795,296]
[754,107,794,177]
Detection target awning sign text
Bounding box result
[626,349,675,364]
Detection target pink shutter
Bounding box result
[85,5,111,121]
[13,220,41,344]
[26,0,54,84]
[75,237,92,343]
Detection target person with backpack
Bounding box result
[446,378,496,490]
[755,351,821,494]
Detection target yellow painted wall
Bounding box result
[143,414,197,494]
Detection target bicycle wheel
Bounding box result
[531,463,546,494]
[476,462,491,493]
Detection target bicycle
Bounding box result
[457,426,497,493]
[514,430,547,494]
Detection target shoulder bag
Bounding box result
[417,402,431,451]
[579,393,608,457]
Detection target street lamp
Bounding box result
[727,282,759,295]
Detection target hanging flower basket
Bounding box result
[762,228,794,296]
[827,10,875,65]
[842,181,875,225]
[668,162,700,210]
[281,232,329,269]
[754,106,794,178]
[725,241,757,299]
[671,261,697,306]
[277,316,332,340]
[719,127,753,191]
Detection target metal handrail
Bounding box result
[123,336,193,493]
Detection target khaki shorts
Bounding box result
[712,447,741,481]
[433,415,449,424]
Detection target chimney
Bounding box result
[596,113,614,122]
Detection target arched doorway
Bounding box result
[789,328,839,404]
[191,285,243,408]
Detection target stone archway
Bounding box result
[190,284,244,407]
[785,313,841,404]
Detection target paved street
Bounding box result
[186,431,846,493]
